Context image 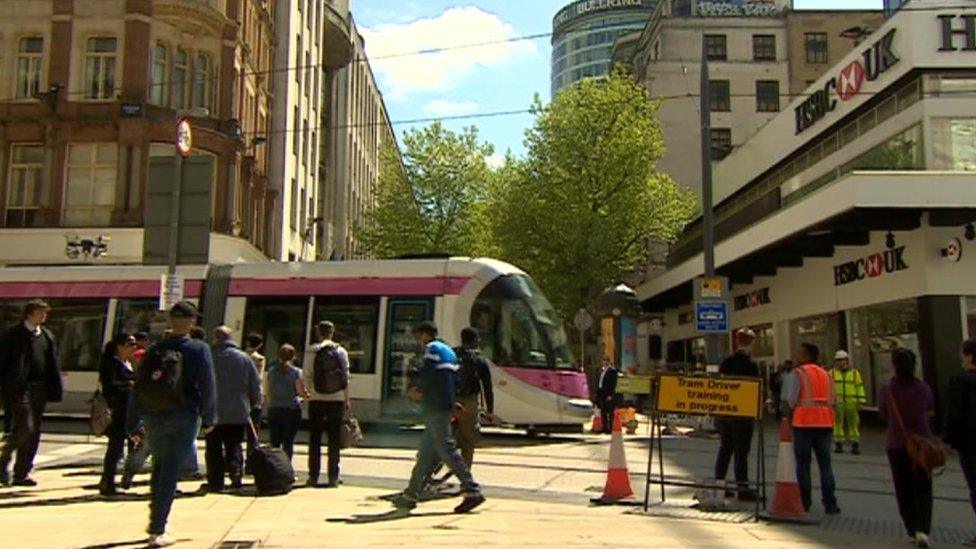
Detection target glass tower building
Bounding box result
[551,0,656,96]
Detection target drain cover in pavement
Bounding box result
[625,499,756,524]
[214,541,260,549]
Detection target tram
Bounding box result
[0,258,592,433]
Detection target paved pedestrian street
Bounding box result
[1,423,973,548]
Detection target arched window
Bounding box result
[149,42,167,105]
[172,49,188,109]
[192,53,211,111]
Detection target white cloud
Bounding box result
[423,99,479,117]
[360,7,538,100]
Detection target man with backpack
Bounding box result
[393,321,484,514]
[301,321,350,488]
[128,301,216,548]
[454,327,494,469]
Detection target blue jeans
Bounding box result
[960,450,976,518]
[143,411,199,535]
[793,427,837,511]
[406,411,480,498]
[180,416,201,476]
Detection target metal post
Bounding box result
[699,34,723,367]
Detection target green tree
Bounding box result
[358,122,494,258]
[493,69,697,318]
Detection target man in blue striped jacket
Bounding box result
[393,321,485,514]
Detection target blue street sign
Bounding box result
[696,301,729,333]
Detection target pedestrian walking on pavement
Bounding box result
[878,348,935,548]
[832,350,866,455]
[128,301,216,548]
[181,325,207,481]
[714,328,760,501]
[98,333,138,496]
[244,332,267,470]
[597,359,619,434]
[265,344,305,460]
[204,326,261,492]
[0,299,63,487]
[454,327,495,470]
[783,343,840,515]
[302,321,350,487]
[770,360,793,422]
[393,321,485,514]
[944,339,976,547]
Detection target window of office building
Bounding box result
[64,143,117,226]
[932,118,976,171]
[705,34,727,61]
[756,80,780,112]
[805,32,828,64]
[192,53,212,111]
[5,144,46,227]
[710,80,730,112]
[150,42,168,106]
[84,37,117,100]
[172,49,188,110]
[753,35,776,61]
[841,124,923,173]
[15,37,43,99]
[290,178,298,230]
[710,128,732,160]
[848,299,919,407]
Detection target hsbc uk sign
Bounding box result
[833,246,909,287]
[795,29,899,134]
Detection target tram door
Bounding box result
[382,298,434,417]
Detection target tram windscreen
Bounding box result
[471,275,575,370]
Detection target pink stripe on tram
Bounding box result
[0,280,203,299]
[227,277,471,297]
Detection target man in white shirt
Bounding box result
[301,321,350,487]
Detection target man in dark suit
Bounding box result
[597,359,619,434]
[0,299,63,486]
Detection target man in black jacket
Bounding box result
[597,359,619,434]
[714,328,760,501]
[454,327,495,469]
[0,299,63,486]
[946,339,976,547]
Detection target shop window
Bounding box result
[172,49,188,110]
[841,124,923,174]
[313,298,380,374]
[0,298,108,372]
[932,118,976,171]
[805,32,828,64]
[789,313,843,369]
[243,297,309,366]
[150,42,168,106]
[15,37,44,100]
[6,144,47,227]
[753,35,776,61]
[64,143,118,227]
[849,299,919,407]
[704,34,727,61]
[83,37,117,100]
[756,80,780,112]
[710,80,730,112]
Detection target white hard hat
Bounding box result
[834,350,850,361]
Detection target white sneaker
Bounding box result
[915,532,930,548]
[148,533,177,548]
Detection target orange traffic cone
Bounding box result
[591,409,636,505]
[761,418,818,523]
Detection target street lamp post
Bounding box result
[699,35,725,368]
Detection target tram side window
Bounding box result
[116,298,169,342]
[0,298,107,371]
[314,297,379,374]
[243,297,308,366]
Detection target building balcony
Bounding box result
[324,0,354,70]
[153,0,228,34]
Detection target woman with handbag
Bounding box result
[98,333,138,496]
[878,348,936,548]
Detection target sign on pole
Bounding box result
[695,301,728,333]
[175,117,192,157]
[573,308,593,332]
[160,274,184,311]
[616,375,653,395]
[655,374,763,419]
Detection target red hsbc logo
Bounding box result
[836,61,865,102]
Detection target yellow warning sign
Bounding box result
[655,375,762,419]
[700,277,723,299]
[616,375,653,395]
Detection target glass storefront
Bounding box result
[0,298,107,371]
[966,297,976,339]
[848,299,919,408]
[789,312,843,368]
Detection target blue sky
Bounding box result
[354,0,883,161]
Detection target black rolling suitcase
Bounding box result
[248,420,294,496]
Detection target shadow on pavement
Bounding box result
[326,508,457,524]
[0,488,206,509]
[76,539,149,549]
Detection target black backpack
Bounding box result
[135,345,186,413]
[313,343,347,394]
